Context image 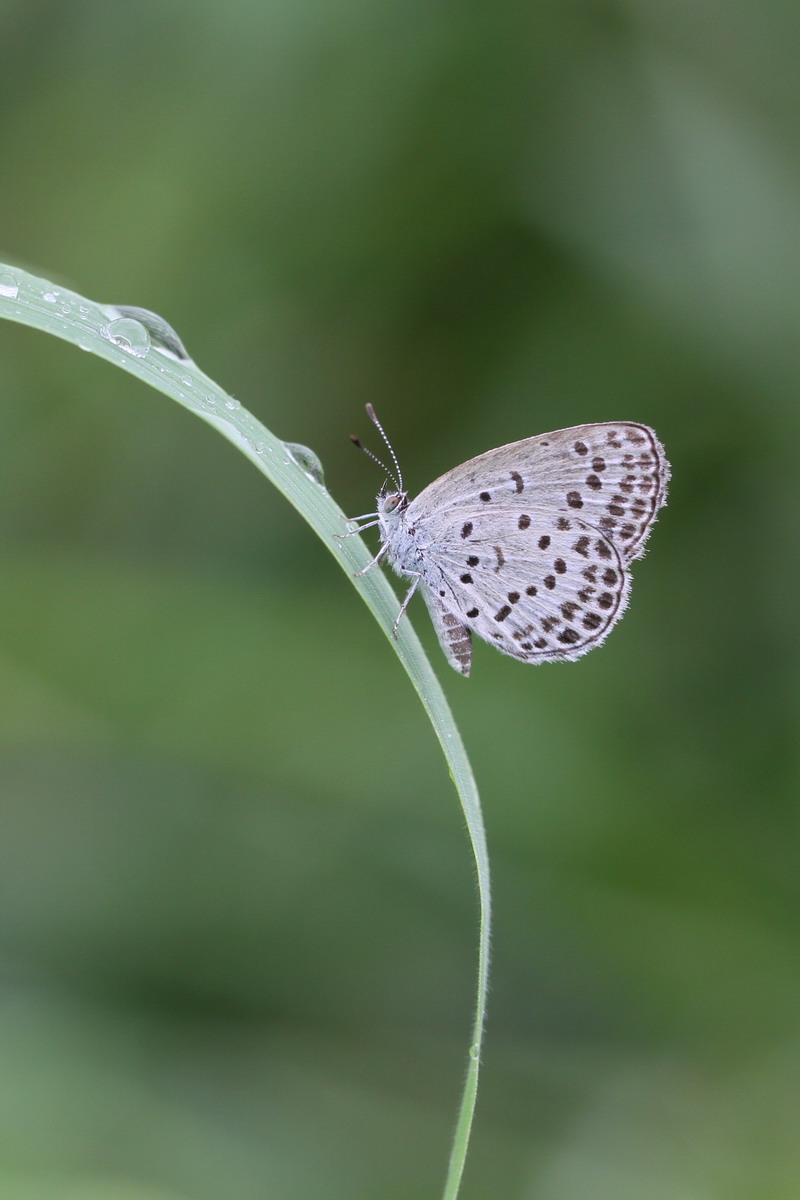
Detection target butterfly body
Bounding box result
[357,418,669,676]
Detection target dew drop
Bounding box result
[0,272,19,299]
[283,441,325,485]
[103,305,190,360]
[100,317,151,358]
[225,398,241,411]
[43,291,58,303]
[469,1044,480,1062]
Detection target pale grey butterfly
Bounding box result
[345,405,669,676]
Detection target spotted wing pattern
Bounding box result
[411,422,668,565]
[415,513,628,668]
[402,423,668,671]
[420,588,473,674]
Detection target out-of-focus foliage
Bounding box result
[0,1,798,1196]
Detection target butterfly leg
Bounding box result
[392,573,425,638]
[334,515,381,540]
[335,522,381,540]
[353,543,389,577]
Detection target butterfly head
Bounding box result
[378,488,408,516]
[376,488,409,548]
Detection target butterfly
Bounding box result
[345,405,669,676]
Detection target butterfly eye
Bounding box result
[382,492,405,514]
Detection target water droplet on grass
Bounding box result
[101,317,151,358]
[0,272,19,299]
[103,305,190,360]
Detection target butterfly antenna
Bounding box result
[365,403,404,490]
[349,435,398,486]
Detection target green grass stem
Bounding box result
[0,263,490,1200]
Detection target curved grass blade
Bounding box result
[0,263,490,1200]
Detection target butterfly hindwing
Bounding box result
[418,512,629,663]
[420,589,473,675]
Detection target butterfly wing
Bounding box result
[414,512,629,664]
[411,422,669,564]
[401,423,668,667]
[420,589,473,675]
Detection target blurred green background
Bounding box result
[0,1,798,1197]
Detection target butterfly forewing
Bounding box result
[409,422,668,564]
